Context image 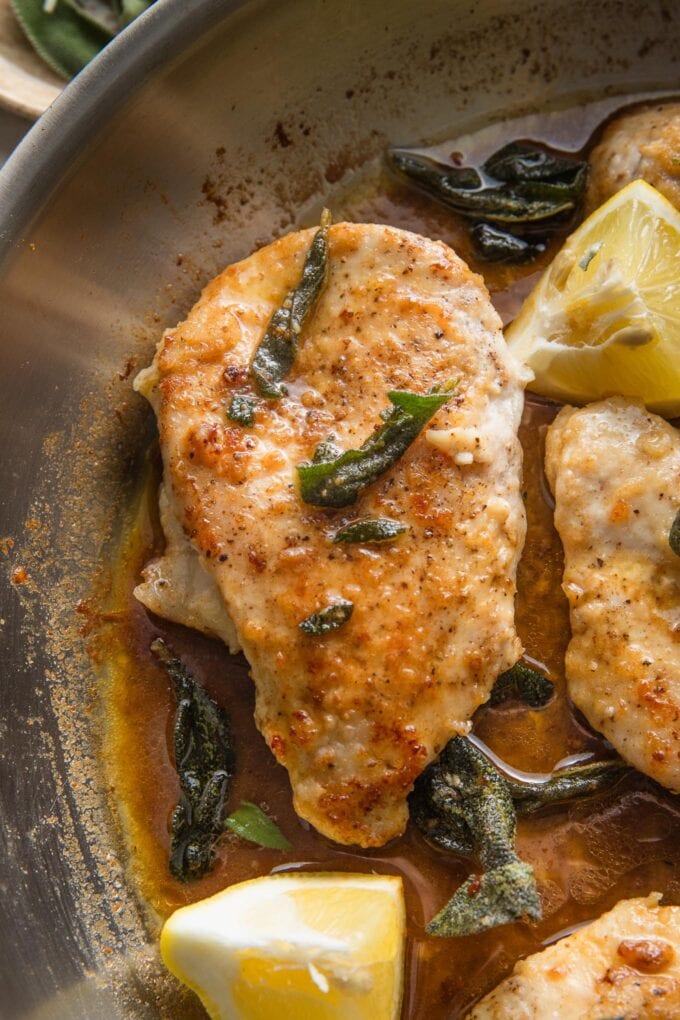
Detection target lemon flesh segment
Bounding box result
[506,179,680,417]
[160,872,406,1020]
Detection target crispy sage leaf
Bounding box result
[670,509,680,557]
[333,518,407,544]
[412,741,628,859]
[509,759,629,815]
[428,861,540,938]
[388,148,586,225]
[227,392,257,427]
[471,223,544,264]
[489,662,554,709]
[225,802,292,850]
[299,599,353,636]
[251,210,331,398]
[420,738,541,936]
[484,141,585,183]
[298,385,455,508]
[151,638,235,882]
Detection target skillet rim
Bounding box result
[0,0,246,260]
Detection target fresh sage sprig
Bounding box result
[10,0,154,79]
[332,518,407,544]
[225,802,292,850]
[670,509,680,557]
[151,639,235,883]
[299,599,353,636]
[489,662,554,709]
[416,737,541,937]
[387,140,587,263]
[297,385,455,508]
[251,210,331,399]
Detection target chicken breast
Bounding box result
[587,101,680,211]
[545,398,680,791]
[135,222,529,847]
[469,894,680,1019]
[134,483,240,652]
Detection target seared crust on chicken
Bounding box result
[135,222,528,846]
[545,398,680,791]
[588,102,680,211]
[469,894,680,1019]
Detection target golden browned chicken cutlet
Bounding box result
[545,397,680,791]
[469,894,680,1019]
[135,221,529,847]
[588,101,680,211]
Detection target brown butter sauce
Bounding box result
[101,98,680,1018]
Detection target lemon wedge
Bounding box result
[506,179,680,416]
[160,872,405,1020]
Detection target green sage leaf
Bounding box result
[332,518,407,544]
[299,599,353,636]
[151,639,235,882]
[225,802,292,850]
[483,141,585,183]
[471,223,544,264]
[387,140,587,267]
[227,392,257,427]
[10,0,113,78]
[417,737,541,937]
[120,0,153,25]
[670,509,680,557]
[297,385,455,508]
[251,210,331,398]
[509,758,629,815]
[489,662,554,709]
[426,860,541,937]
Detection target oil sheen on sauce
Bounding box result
[100,93,680,1019]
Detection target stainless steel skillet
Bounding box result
[0,0,678,1015]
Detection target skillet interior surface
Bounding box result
[0,0,678,1015]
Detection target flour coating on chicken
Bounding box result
[135,222,529,846]
[588,102,680,211]
[469,894,680,1019]
[545,398,680,791]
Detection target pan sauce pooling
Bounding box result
[108,94,680,1018]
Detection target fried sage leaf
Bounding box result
[471,223,544,264]
[413,741,628,859]
[332,518,407,544]
[299,599,353,636]
[298,385,454,508]
[670,509,680,557]
[418,737,541,937]
[227,392,257,427]
[251,210,331,398]
[428,860,540,939]
[151,638,235,882]
[484,141,585,183]
[225,802,292,850]
[489,662,554,709]
[508,758,629,816]
[387,144,586,225]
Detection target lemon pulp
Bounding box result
[506,179,680,417]
[160,872,405,1020]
